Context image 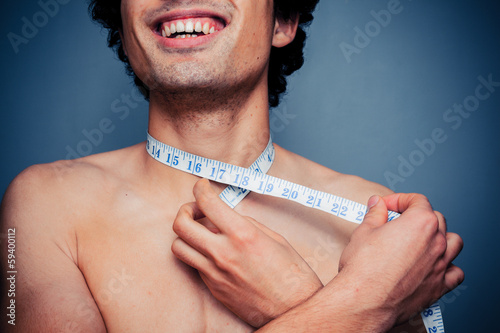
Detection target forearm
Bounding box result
[257,273,395,333]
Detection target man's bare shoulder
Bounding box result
[0,147,125,333]
[274,144,393,204]
[2,143,145,223]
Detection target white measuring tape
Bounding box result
[146,132,444,332]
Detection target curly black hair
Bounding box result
[88,0,319,107]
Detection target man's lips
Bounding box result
[152,10,228,41]
[158,17,224,39]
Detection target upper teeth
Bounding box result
[161,19,218,38]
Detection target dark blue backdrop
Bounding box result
[1,0,499,331]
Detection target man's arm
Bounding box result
[0,166,106,332]
[172,179,464,331]
[257,194,463,332]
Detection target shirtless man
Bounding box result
[0,0,463,332]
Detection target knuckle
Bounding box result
[234,228,259,245]
[212,249,232,271]
[209,272,231,294]
[172,212,189,235]
[433,260,447,276]
[432,233,448,257]
[420,211,439,233]
[411,193,430,204]
[434,210,445,221]
[409,193,435,211]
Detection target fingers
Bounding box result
[381,195,448,235]
[361,195,389,228]
[171,237,215,272]
[173,201,218,256]
[179,201,206,220]
[440,233,463,293]
[382,194,444,238]
[443,232,464,264]
[193,178,249,234]
[382,193,433,215]
[434,211,447,234]
[443,264,465,292]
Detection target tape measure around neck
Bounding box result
[146,133,399,224]
[146,132,444,332]
[218,138,275,208]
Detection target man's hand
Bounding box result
[172,179,464,331]
[338,193,464,327]
[255,193,464,332]
[171,179,323,327]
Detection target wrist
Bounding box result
[266,273,324,323]
[257,271,397,332]
[322,271,397,332]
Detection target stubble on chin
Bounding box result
[144,51,251,114]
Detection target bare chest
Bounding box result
[76,195,354,331]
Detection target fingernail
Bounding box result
[368,195,379,209]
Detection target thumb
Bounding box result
[361,195,389,228]
[193,178,250,234]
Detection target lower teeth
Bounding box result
[173,34,199,39]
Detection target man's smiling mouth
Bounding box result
[158,17,224,39]
[159,17,224,38]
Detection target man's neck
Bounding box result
[146,86,271,169]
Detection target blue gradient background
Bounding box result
[1,0,499,331]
